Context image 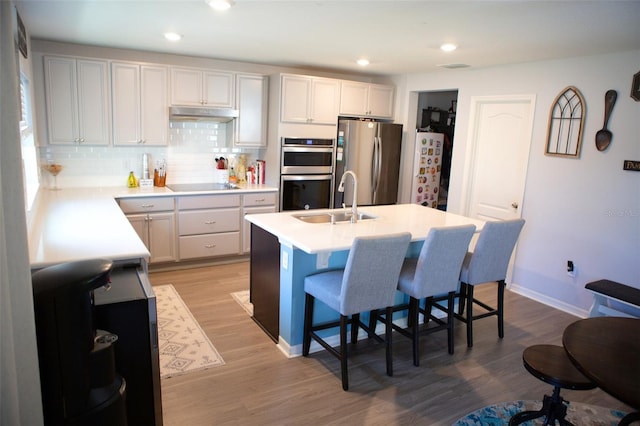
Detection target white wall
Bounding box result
[396,50,640,316]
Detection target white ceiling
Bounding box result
[14,0,640,76]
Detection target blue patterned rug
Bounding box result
[453,400,628,425]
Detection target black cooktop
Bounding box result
[166,183,238,192]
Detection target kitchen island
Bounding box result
[245,204,486,357]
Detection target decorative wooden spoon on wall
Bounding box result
[595,90,617,151]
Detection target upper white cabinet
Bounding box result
[170,67,234,107]
[339,81,395,119]
[234,74,269,147]
[280,74,339,125]
[44,56,111,145]
[111,62,168,145]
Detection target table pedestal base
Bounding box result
[509,387,574,426]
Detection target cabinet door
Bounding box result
[242,205,275,253]
[126,214,148,247]
[76,59,110,145]
[368,84,395,119]
[203,71,234,107]
[234,74,268,147]
[339,81,369,117]
[310,77,339,124]
[170,67,202,105]
[280,74,311,123]
[112,62,141,145]
[148,212,176,263]
[140,65,168,145]
[44,56,78,144]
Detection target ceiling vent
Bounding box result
[437,63,471,69]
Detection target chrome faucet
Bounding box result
[338,170,358,223]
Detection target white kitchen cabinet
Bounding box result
[176,194,241,260]
[234,74,268,147]
[280,74,339,124]
[119,197,176,263]
[242,192,277,253]
[44,56,111,145]
[111,62,168,145]
[170,67,234,107]
[339,81,395,119]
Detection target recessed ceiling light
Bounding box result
[356,58,370,67]
[164,32,182,42]
[440,43,457,52]
[207,0,235,11]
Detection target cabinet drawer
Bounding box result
[119,197,174,213]
[243,192,277,207]
[178,209,239,235]
[178,194,240,210]
[178,232,240,260]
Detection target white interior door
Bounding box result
[463,95,535,221]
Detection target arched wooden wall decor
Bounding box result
[545,86,586,157]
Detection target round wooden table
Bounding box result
[563,317,640,425]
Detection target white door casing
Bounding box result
[462,94,535,222]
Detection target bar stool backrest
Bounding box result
[340,232,412,316]
[462,219,525,285]
[408,225,476,299]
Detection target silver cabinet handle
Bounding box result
[141,204,154,208]
[204,220,216,225]
[204,244,216,248]
[511,202,519,208]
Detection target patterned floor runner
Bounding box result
[155,284,225,378]
[453,400,628,425]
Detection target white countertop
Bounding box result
[29,184,277,268]
[245,204,486,254]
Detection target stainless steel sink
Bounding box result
[292,210,377,224]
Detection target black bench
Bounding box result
[585,279,640,318]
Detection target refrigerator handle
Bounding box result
[371,136,377,193]
[373,136,382,196]
[376,136,382,191]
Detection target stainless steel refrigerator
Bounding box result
[334,119,403,207]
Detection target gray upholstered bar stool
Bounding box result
[456,218,525,347]
[390,225,476,366]
[302,232,411,391]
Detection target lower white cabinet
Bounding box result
[119,197,176,263]
[177,194,241,260]
[242,192,277,253]
[119,192,276,263]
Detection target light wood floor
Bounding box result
[150,261,630,425]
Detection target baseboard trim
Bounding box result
[509,283,589,319]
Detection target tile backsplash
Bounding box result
[38,121,264,188]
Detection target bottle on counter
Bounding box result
[127,171,138,188]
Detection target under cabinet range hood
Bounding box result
[169,106,239,122]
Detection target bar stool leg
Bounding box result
[303,294,314,356]
[339,315,349,391]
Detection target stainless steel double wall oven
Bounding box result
[279,137,335,211]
